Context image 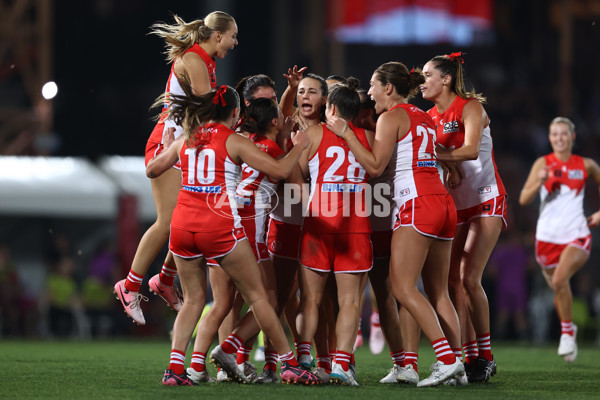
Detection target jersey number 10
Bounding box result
[185,148,216,184]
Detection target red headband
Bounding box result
[213,86,227,106]
[446,52,464,64]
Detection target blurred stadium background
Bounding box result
[0,0,599,343]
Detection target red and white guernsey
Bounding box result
[235,135,285,243]
[171,123,242,232]
[149,44,217,144]
[428,96,506,210]
[536,153,590,244]
[304,123,372,233]
[392,104,447,209]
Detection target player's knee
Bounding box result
[447,274,462,292]
[462,275,481,294]
[391,284,412,304]
[551,276,569,293]
[338,297,359,311]
[183,296,205,312]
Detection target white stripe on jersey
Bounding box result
[306,153,321,216]
[447,125,500,209]
[224,156,243,229]
[392,135,418,209]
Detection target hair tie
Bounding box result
[409,67,415,74]
[446,52,465,64]
[213,85,227,106]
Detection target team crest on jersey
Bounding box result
[478,186,492,194]
[443,121,459,134]
[568,169,584,180]
[270,240,281,252]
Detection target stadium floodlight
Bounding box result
[41,81,58,100]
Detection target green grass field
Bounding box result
[2,340,599,399]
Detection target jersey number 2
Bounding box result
[415,125,437,160]
[323,146,366,183]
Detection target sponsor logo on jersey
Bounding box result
[417,160,437,168]
[322,183,364,192]
[478,186,492,194]
[443,121,459,134]
[568,169,584,180]
[183,185,222,193]
[399,188,411,197]
[482,204,491,212]
[270,240,281,252]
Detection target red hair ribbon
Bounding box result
[213,85,227,106]
[446,52,464,64]
[409,67,415,74]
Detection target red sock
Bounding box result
[390,349,405,366]
[124,270,143,292]
[280,351,298,366]
[296,341,312,358]
[236,345,252,364]
[432,338,456,365]
[371,312,381,328]
[190,352,206,372]
[561,320,575,336]
[405,351,418,372]
[317,354,332,373]
[168,349,186,375]
[463,341,478,365]
[476,333,493,361]
[264,350,278,371]
[158,263,177,286]
[221,333,243,354]
[452,347,463,363]
[334,350,352,371]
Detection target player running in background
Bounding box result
[519,117,600,362]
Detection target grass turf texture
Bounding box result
[2,340,598,399]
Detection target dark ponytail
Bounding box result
[327,77,361,121]
[244,98,279,135]
[373,62,424,100]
